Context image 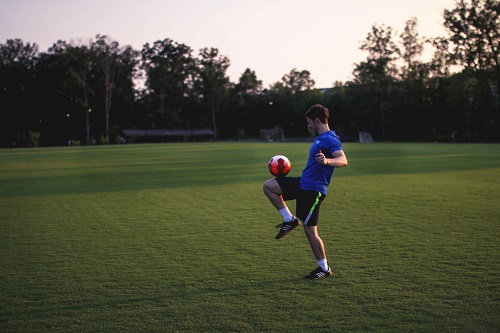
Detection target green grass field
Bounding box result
[1,142,499,332]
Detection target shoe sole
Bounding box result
[304,273,332,279]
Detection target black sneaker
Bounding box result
[275,217,301,239]
[304,266,332,279]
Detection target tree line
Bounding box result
[1,0,499,147]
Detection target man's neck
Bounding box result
[317,124,330,135]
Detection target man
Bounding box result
[263,104,348,279]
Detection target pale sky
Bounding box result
[0,0,457,88]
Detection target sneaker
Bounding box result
[275,217,301,239]
[304,266,332,279]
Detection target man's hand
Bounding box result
[315,151,327,164]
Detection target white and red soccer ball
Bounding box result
[268,155,291,177]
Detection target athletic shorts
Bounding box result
[275,177,326,226]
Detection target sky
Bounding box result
[0,0,458,88]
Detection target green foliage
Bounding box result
[281,68,316,93]
[140,38,195,129]
[0,142,499,332]
[236,68,262,93]
[0,38,39,67]
[444,0,500,72]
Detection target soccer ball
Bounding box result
[268,155,291,177]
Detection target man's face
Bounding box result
[307,117,318,135]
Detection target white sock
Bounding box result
[317,258,329,271]
[279,207,294,222]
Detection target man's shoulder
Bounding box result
[324,131,342,145]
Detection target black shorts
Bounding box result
[276,177,326,226]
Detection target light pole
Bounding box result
[85,108,92,144]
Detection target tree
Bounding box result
[398,17,425,80]
[0,38,38,67]
[395,18,433,140]
[48,41,97,143]
[444,0,500,93]
[225,68,265,138]
[36,41,79,145]
[281,68,315,94]
[0,39,39,146]
[353,24,399,84]
[352,24,398,138]
[428,37,452,79]
[195,47,231,136]
[107,44,140,134]
[425,37,454,140]
[235,68,262,95]
[444,0,500,140]
[141,38,196,129]
[91,35,139,140]
[264,69,320,136]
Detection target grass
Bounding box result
[0,142,499,332]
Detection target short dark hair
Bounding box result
[305,104,329,124]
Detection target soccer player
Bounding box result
[263,104,348,279]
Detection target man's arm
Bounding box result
[315,150,348,167]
